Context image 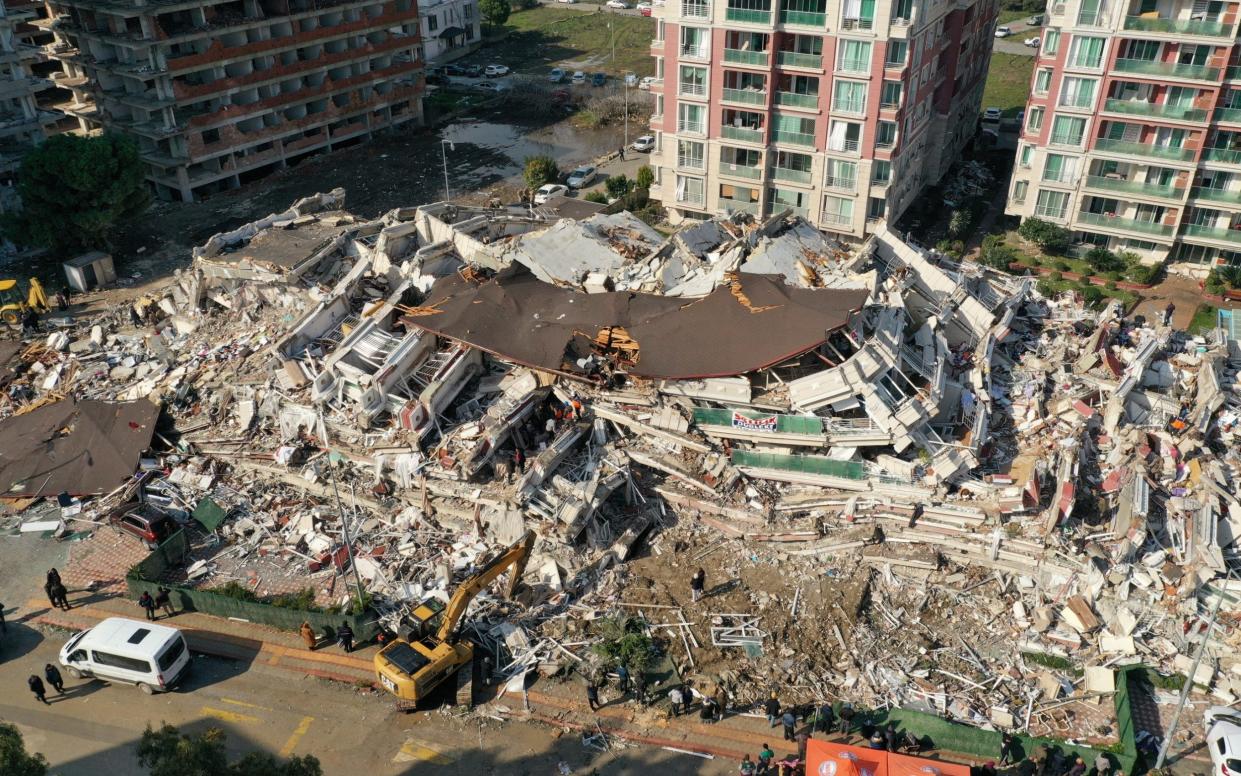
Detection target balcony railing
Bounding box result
[777,50,822,68]
[1192,186,1241,205]
[833,98,865,114]
[1094,138,1195,161]
[724,48,768,65]
[682,0,710,16]
[776,91,819,108]
[772,204,811,219]
[723,87,767,104]
[1205,147,1241,164]
[1113,58,1220,81]
[1122,15,1230,36]
[838,57,870,73]
[841,16,873,29]
[679,81,707,96]
[1103,99,1206,122]
[824,174,856,190]
[828,138,860,153]
[720,198,761,214]
[772,166,812,183]
[719,160,763,178]
[1034,205,1068,220]
[725,7,772,23]
[722,124,765,142]
[875,137,895,149]
[1084,175,1182,199]
[1076,211,1174,236]
[678,120,706,134]
[680,45,710,58]
[1183,223,1241,243]
[678,154,706,171]
[773,128,816,146]
[1216,107,1241,123]
[779,8,825,25]
[1229,65,1241,80]
[879,100,900,110]
[820,211,853,226]
[1076,9,1105,25]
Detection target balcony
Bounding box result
[1216,107,1241,124]
[682,0,710,16]
[724,48,768,65]
[720,197,761,214]
[1034,205,1068,220]
[1183,223,1241,244]
[723,87,767,105]
[829,138,861,153]
[1113,58,1221,81]
[773,128,816,146]
[1122,15,1230,36]
[1204,147,1241,164]
[779,9,826,24]
[1192,186,1241,205]
[1084,175,1183,200]
[1103,99,1206,123]
[725,7,772,23]
[722,124,765,142]
[719,160,763,179]
[820,211,854,227]
[678,120,706,134]
[1076,211,1174,236]
[680,46,710,59]
[772,166,812,183]
[679,81,707,97]
[824,174,856,191]
[677,154,706,171]
[841,17,873,29]
[1093,138,1195,162]
[772,204,811,219]
[776,91,819,109]
[778,50,822,68]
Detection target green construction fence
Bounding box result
[692,407,826,436]
[126,530,380,644]
[731,449,868,480]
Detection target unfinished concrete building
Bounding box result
[0,0,60,213]
[38,0,425,201]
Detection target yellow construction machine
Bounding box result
[0,277,48,325]
[374,530,534,706]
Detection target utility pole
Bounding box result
[1156,566,1234,769]
[610,20,615,66]
[317,411,367,608]
[440,139,455,202]
[624,79,629,149]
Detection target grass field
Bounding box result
[983,52,1035,117]
[997,8,1031,23]
[1189,304,1219,334]
[491,6,657,77]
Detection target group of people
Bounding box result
[996,736,1121,776]
[43,568,70,611]
[136,587,176,621]
[492,398,586,484]
[298,620,354,653]
[27,664,66,705]
[585,662,650,712]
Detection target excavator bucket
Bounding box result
[27,278,48,311]
[454,656,474,708]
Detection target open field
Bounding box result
[472,6,657,77]
[983,52,1035,117]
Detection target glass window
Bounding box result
[1034,69,1052,94]
[885,40,907,66]
[1070,36,1105,68]
[1042,28,1060,55]
[678,103,705,133]
[872,159,891,183]
[838,40,872,72]
[156,636,186,672]
[91,651,153,673]
[1050,115,1086,146]
[1042,153,1076,183]
[825,158,857,187]
[876,120,897,147]
[1034,189,1069,219]
[822,195,853,224]
[880,81,902,108]
[1013,180,1029,203]
[1027,107,1044,131]
[833,80,867,113]
[1059,77,1096,108]
[678,139,705,169]
[676,175,705,204]
[1020,144,1033,167]
[679,65,707,96]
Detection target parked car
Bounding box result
[475,81,509,92]
[484,64,510,77]
[639,76,656,90]
[982,107,1002,122]
[637,2,652,13]
[1026,13,1043,24]
[994,25,1013,37]
[605,0,630,7]
[463,64,483,77]
[557,0,578,4]
[1207,706,1241,776]
[631,134,655,152]
[1024,36,1041,47]
[566,165,597,188]
[549,67,565,83]
[60,618,190,694]
[443,64,468,76]
[592,72,607,86]
[572,70,586,84]
[116,504,175,549]
[534,183,569,204]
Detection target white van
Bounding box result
[59,617,190,694]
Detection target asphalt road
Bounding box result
[993,19,1040,56]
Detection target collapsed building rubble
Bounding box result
[3,190,1241,747]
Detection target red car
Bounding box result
[639,4,652,14]
[115,504,176,548]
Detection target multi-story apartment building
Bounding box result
[0,0,61,213]
[646,0,998,239]
[39,0,425,202]
[1005,0,1241,267]
[419,0,479,62]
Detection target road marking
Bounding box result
[220,697,271,711]
[279,716,314,757]
[393,737,455,765]
[200,706,260,724]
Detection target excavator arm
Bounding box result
[435,529,534,643]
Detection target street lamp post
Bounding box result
[623,79,629,151]
[440,139,455,202]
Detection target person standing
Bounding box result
[44,581,57,609]
[1163,302,1175,327]
[668,686,684,717]
[56,288,69,311]
[765,692,781,728]
[299,621,317,650]
[512,448,525,474]
[838,702,856,734]
[999,731,1018,765]
[1066,757,1086,776]
[586,682,601,711]
[815,701,834,734]
[46,568,61,587]
[633,669,648,704]
[1093,754,1111,776]
[337,622,354,653]
[44,664,64,695]
[52,582,70,610]
[782,709,796,742]
[740,753,757,776]
[690,568,706,602]
[883,722,898,752]
[795,728,809,759]
[616,664,630,693]
[138,591,157,621]
[156,587,175,618]
[714,687,727,722]
[757,744,775,776]
[28,675,48,704]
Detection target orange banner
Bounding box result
[888,752,971,776]
[806,740,971,776]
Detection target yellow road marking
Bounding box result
[200,706,260,724]
[220,697,271,711]
[279,716,314,757]
[393,737,455,765]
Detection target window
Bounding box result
[157,636,186,672]
[838,40,872,72]
[866,196,885,220]
[1042,154,1076,183]
[880,81,902,108]
[1013,180,1028,203]
[127,628,151,645]
[679,65,707,96]
[828,120,861,152]
[1042,28,1060,55]
[885,40,907,67]
[825,158,857,188]
[675,175,705,204]
[428,14,438,30]
[91,651,153,673]
[769,187,809,209]
[1070,36,1105,69]
[876,120,897,148]
[822,195,853,225]
[727,0,772,21]
[1034,69,1052,94]
[678,103,705,134]
[872,159,891,184]
[1019,144,1032,167]
[833,81,867,114]
[774,113,817,144]
[1034,189,1070,219]
[842,0,875,27]
[1077,0,1103,24]
[1059,77,1096,109]
[1026,107,1044,132]
[678,139,705,170]
[1050,115,1086,146]
[680,26,709,58]
[682,0,710,16]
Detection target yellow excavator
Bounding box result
[375,530,534,707]
[0,278,48,326]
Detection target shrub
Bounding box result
[1035,279,1055,297]
[979,235,1018,271]
[270,587,322,612]
[584,191,608,204]
[1104,270,1123,281]
[212,581,259,602]
[590,616,656,672]
[1085,246,1124,273]
[947,209,973,240]
[1125,262,1160,285]
[605,174,633,199]
[1082,286,1105,306]
[636,165,654,190]
[523,155,559,190]
[1206,269,1226,295]
[1219,264,1241,288]
[1105,280,1118,291]
[1054,260,1070,272]
[1049,271,1063,282]
[1017,217,1071,254]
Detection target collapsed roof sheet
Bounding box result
[0,398,159,498]
[402,266,868,380]
[504,211,664,287]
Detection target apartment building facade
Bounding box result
[646,0,998,239]
[1005,0,1241,267]
[419,0,479,62]
[39,0,425,202]
[0,0,61,213]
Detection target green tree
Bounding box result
[0,723,48,776]
[5,133,149,255]
[979,234,1017,271]
[479,0,511,28]
[137,724,323,776]
[1017,217,1071,255]
[590,616,655,672]
[605,174,633,199]
[635,165,654,190]
[523,155,559,191]
[947,209,972,240]
[583,191,608,204]
[1084,246,1123,273]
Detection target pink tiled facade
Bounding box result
[1005,0,1241,268]
[647,0,997,238]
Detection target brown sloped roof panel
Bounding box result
[0,398,160,498]
[401,266,869,380]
